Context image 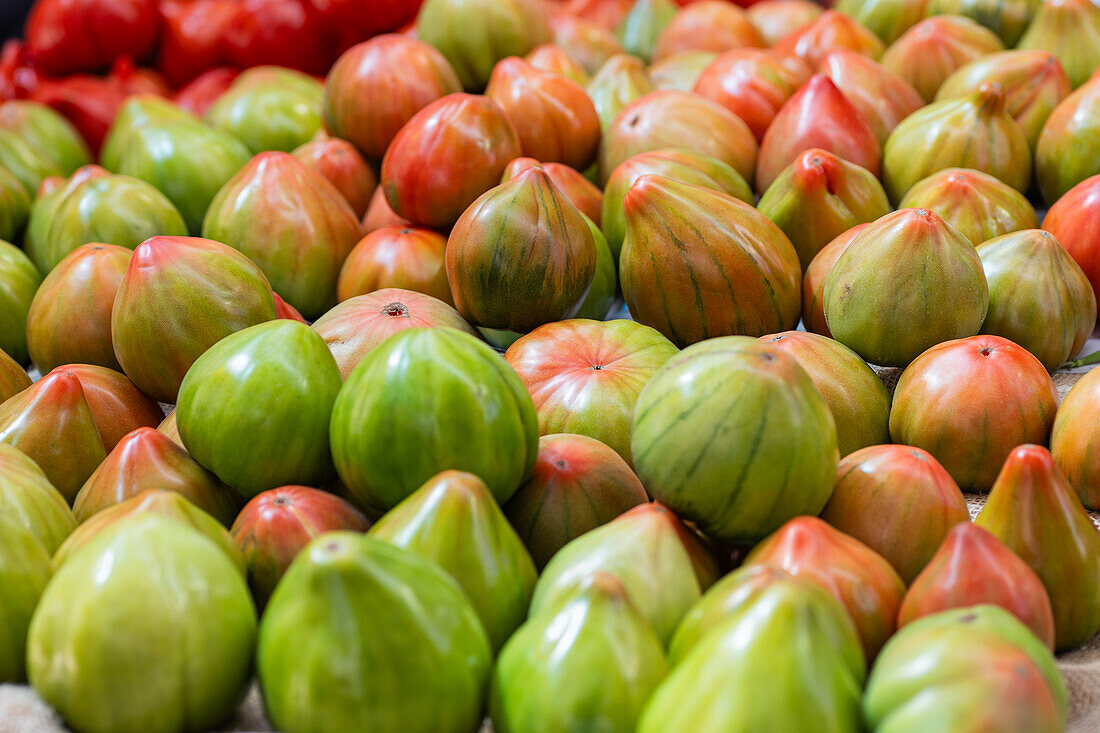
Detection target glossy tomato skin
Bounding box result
[307,0,423,36]
[484,57,601,171]
[323,35,462,161]
[337,228,451,305]
[313,289,475,379]
[43,364,163,452]
[176,321,344,498]
[504,318,678,465]
[744,516,906,661]
[292,137,377,218]
[0,371,106,503]
[898,522,1056,650]
[173,67,240,117]
[158,0,238,87]
[821,444,969,585]
[1053,367,1100,510]
[976,444,1100,652]
[30,75,128,155]
[504,433,648,569]
[381,94,521,230]
[25,0,159,76]
[756,74,880,194]
[890,335,1059,493]
[224,0,338,77]
[231,486,371,608]
[72,428,239,527]
[1043,174,1100,306]
[693,48,811,143]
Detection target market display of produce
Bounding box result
[1,0,1100,731]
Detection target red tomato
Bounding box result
[25,0,160,75]
[0,40,41,101]
[306,0,424,37]
[108,56,170,97]
[30,74,129,154]
[224,0,339,76]
[158,0,237,87]
[172,66,240,117]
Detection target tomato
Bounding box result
[25,0,159,75]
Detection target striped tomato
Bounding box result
[1042,173,1100,305]
[756,74,881,194]
[485,57,601,171]
[692,48,811,142]
[73,427,237,526]
[976,444,1100,651]
[0,443,75,555]
[898,168,1038,246]
[26,243,131,374]
[936,50,1071,149]
[821,444,969,584]
[865,607,1067,730]
[323,36,462,161]
[292,138,377,219]
[819,51,924,144]
[823,208,988,367]
[1051,367,1100,509]
[549,13,626,72]
[1017,0,1100,89]
[744,516,906,660]
[337,228,452,306]
[587,54,654,131]
[231,485,370,608]
[329,327,539,510]
[760,331,891,456]
[890,335,1059,492]
[1033,51,1100,204]
[503,157,603,225]
[0,371,106,502]
[757,148,890,270]
[202,153,362,320]
[978,229,1096,371]
[530,502,719,645]
[801,223,866,338]
[381,94,521,229]
[503,434,648,569]
[601,148,753,262]
[899,522,1056,649]
[620,175,801,346]
[504,318,678,463]
[312,288,476,380]
[652,2,765,62]
[361,186,413,234]
[632,337,837,543]
[880,16,1004,104]
[883,84,1030,204]
[597,90,758,185]
[446,166,596,333]
[370,470,536,651]
[772,10,885,67]
[43,364,163,453]
[746,0,823,46]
